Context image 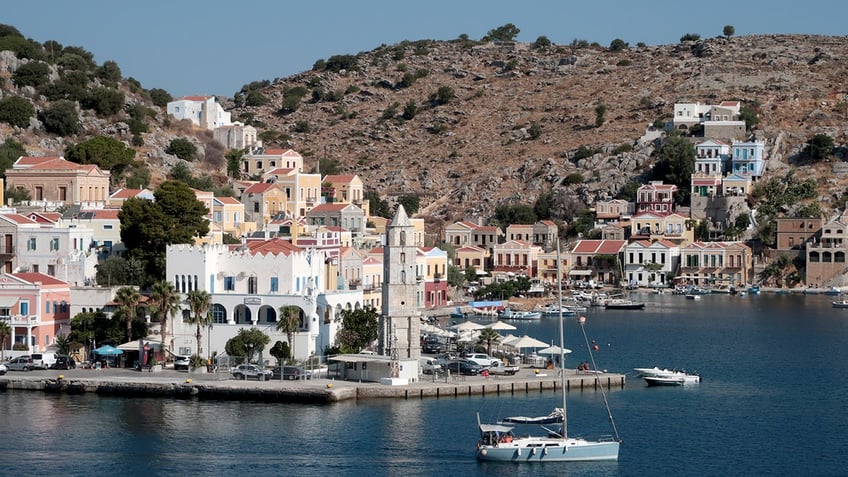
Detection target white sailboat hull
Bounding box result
[477,437,619,462]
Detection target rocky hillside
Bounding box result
[2,32,848,228]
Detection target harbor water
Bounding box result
[1,292,847,476]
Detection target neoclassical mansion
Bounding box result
[166,240,363,362]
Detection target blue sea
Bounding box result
[1,293,847,477]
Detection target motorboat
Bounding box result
[832,300,848,309]
[685,294,701,301]
[476,239,620,462]
[604,299,645,310]
[643,373,701,386]
[500,308,542,320]
[633,367,679,378]
[747,284,761,295]
[539,304,575,318]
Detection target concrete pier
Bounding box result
[0,367,625,404]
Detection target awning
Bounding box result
[117,339,163,351]
[0,296,19,308]
[568,270,592,276]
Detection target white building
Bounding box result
[213,122,257,150]
[15,213,97,286]
[623,240,680,288]
[166,95,232,129]
[165,240,362,362]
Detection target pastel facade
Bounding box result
[535,248,570,285]
[418,247,449,309]
[569,239,627,284]
[242,148,304,176]
[0,213,40,274]
[594,199,633,227]
[453,245,488,276]
[730,140,766,179]
[637,181,676,214]
[60,209,124,260]
[212,196,253,237]
[805,209,848,287]
[6,156,110,206]
[630,212,693,245]
[306,203,366,239]
[490,240,540,279]
[166,96,231,129]
[678,241,752,286]
[0,272,71,353]
[323,174,365,206]
[241,182,287,226]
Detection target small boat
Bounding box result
[823,287,843,296]
[604,299,645,310]
[644,373,701,386]
[500,308,542,320]
[539,304,575,318]
[633,367,679,378]
[832,300,848,309]
[684,294,701,301]
[747,284,761,295]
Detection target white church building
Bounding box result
[165,239,363,363]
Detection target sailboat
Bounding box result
[475,239,621,462]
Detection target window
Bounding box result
[27,237,36,251]
[47,265,55,276]
[248,276,257,294]
[224,276,235,291]
[270,276,279,292]
[50,237,60,251]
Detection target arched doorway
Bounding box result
[234,305,252,324]
[258,305,276,324]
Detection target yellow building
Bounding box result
[212,196,254,237]
[6,156,110,205]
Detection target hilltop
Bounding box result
[2,32,848,228]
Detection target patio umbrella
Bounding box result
[93,345,124,356]
[450,321,487,332]
[504,335,548,351]
[486,321,516,331]
[538,345,573,355]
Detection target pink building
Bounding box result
[0,272,71,353]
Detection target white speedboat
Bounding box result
[643,373,701,386]
[539,304,575,318]
[633,367,679,378]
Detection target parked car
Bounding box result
[7,356,34,371]
[445,359,483,376]
[422,340,445,354]
[465,353,497,368]
[30,352,56,370]
[487,360,520,375]
[0,363,6,375]
[272,365,312,380]
[419,357,442,375]
[231,364,273,380]
[49,355,76,370]
[173,356,191,371]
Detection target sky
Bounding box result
[4,1,846,98]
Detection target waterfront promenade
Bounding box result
[0,365,625,403]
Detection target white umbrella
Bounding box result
[538,345,572,355]
[504,335,549,350]
[451,321,487,332]
[486,321,516,331]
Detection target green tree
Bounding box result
[148,88,172,107]
[81,87,125,116]
[651,134,696,205]
[532,35,551,49]
[680,33,701,42]
[483,23,520,42]
[119,181,210,285]
[186,289,212,358]
[366,190,391,218]
[96,60,122,84]
[476,327,501,355]
[528,122,542,139]
[65,135,137,177]
[149,280,181,355]
[533,191,554,219]
[39,100,81,136]
[446,264,465,288]
[402,99,419,120]
[738,104,760,131]
[12,60,51,88]
[113,286,141,343]
[806,133,834,162]
[55,333,71,355]
[225,149,243,178]
[323,54,358,72]
[609,39,628,52]
[224,328,270,363]
[0,96,35,128]
[595,104,607,127]
[723,25,736,38]
[397,194,420,214]
[270,340,290,365]
[494,202,536,225]
[0,138,25,175]
[166,137,197,161]
[277,305,302,362]
[335,308,379,354]
[464,265,479,284]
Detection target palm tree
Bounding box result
[0,320,10,360]
[149,280,181,355]
[277,305,301,362]
[186,289,212,358]
[476,327,502,356]
[113,286,141,343]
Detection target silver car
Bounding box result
[231,364,273,380]
[7,356,34,371]
[0,362,7,375]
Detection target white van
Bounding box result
[30,352,57,370]
[419,357,442,375]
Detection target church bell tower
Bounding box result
[379,205,421,359]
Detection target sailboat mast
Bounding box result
[556,237,567,438]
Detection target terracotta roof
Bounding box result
[1,213,37,224]
[92,209,120,220]
[16,156,61,166]
[310,203,350,212]
[456,246,486,253]
[246,238,302,256]
[243,182,280,194]
[12,272,68,286]
[571,239,627,254]
[265,168,296,176]
[214,196,242,205]
[507,224,533,229]
[178,95,213,101]
[111,188,145,199]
